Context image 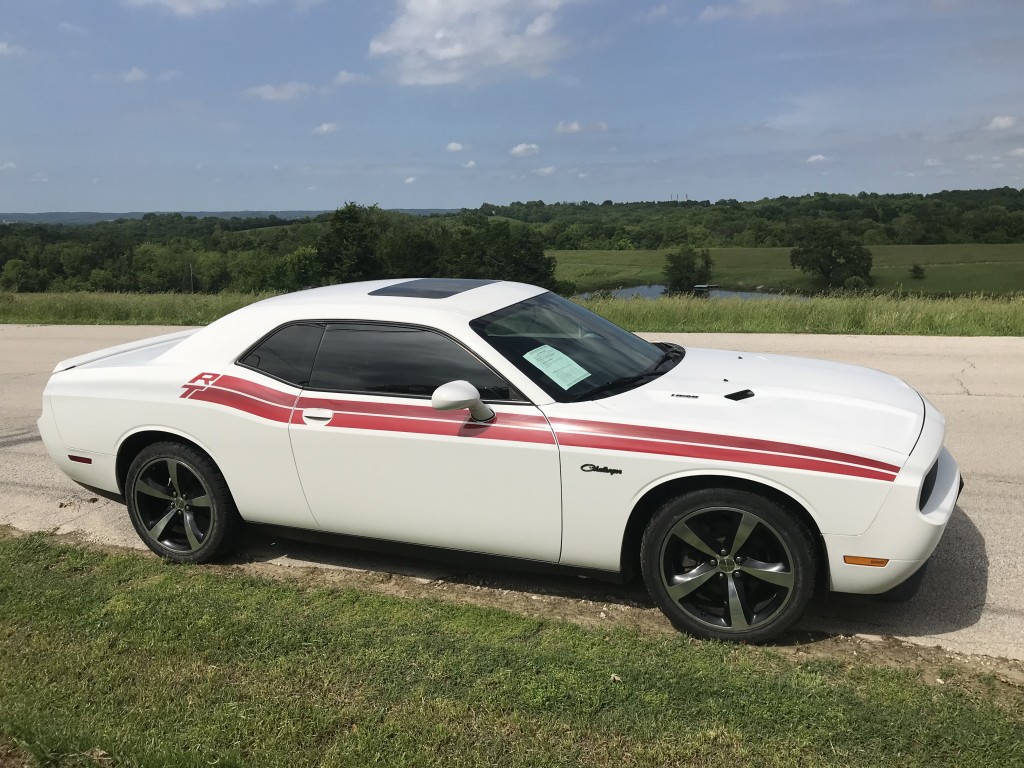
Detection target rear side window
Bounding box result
[308,323,519,401]
[239,323,324,386]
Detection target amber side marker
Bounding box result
[843,555,889,567]
[68,455,93,464]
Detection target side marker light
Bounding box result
[843,556,889,567]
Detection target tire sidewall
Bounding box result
[640,487,817,643]
[125,441,235,564]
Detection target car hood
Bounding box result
[593,347,925,459]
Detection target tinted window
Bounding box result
[308,323,518,400]
[239,323,324,386]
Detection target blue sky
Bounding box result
[1,0,1022,212]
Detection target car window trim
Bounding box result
[235,321,327,389]
[236,319,532,405]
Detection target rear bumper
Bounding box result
[38,396,120,495]
[823,397,961,595]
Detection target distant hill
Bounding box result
[0,211,329,225]
[0,208,458,225]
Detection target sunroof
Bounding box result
[368,278,497,299]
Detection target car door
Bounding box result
[288,322,563,562]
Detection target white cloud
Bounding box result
[123,0,265,16]
[312,122,338,135]
[0,41,26,57]
[965,153,985,162]
[0,162,15,171]
[510,142,540,157]
[245,81,312,101]
[1011,148,1024,158]
[121,66,148,82]
[533,166,556,176]
[31,172,50,183]
[369,0,575,86]
[462,160,477,168]
[986,115,1017,131]
[643,4,671,21]
[924,158,943,167]
[577,172,588,178]
[446,141,464,152]
[556,120,582,134]
[59,22,89,35]
[805,153,830,163]
[334,70,366,85]
[157,69,181,81]
[404,176,417,184]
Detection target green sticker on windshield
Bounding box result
[523,345,591,390]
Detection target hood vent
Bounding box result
[724,389,755,402]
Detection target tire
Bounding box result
[640,488,817,643]
[125,441,240,564]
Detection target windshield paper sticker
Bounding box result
[523,345,591,390]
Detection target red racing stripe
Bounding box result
[557,431,896,481]
[549,417,900,475]
[183,374,896,480]
[188,386,293,423]
[323,412,555,444]
[212,374,301,408]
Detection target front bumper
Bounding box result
[823,397,962,595]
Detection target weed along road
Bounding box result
[2,324,1022,661]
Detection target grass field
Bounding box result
[1,533,1022,767]
[1,290,1021,335]
[552,243,1024,295]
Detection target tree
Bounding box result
[316,203,385,283]
[789,221,872,288]
[663,244,713,294]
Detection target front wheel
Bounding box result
[640,488,817,643]
[125,441,240,564]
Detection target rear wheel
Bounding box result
[125,441,239,563]
[640,488,817,642]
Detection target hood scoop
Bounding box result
[724,389,755,402]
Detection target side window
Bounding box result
[239,323,324,386]
[308,323,520,401]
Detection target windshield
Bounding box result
[470,292,682,403]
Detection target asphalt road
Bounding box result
[1,325,1021,660]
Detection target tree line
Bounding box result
[481,187,1024,249]
[0,206,560,294]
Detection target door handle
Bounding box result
[302,408,333,424]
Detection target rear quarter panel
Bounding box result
[44,364,318,530]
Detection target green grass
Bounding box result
[2,290,1022,335]
[1,533,1021,768]
[552,243,1024,295]
[577,293,1024,335]
[0,290,272,326]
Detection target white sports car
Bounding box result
[38,279,961,642]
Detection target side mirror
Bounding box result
[431,380,495,423]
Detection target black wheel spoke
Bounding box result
[729,511,759,556]
[148,508,177,542]
[137,477,173,501]
[166,459,182,496]
[668,519,718,558]
[741,558,794,589]
[666,563,717,601]
[183,510,203,550]
[726,575,750,629]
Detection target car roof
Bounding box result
[249,278,547,319]
[163,278,549,363]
